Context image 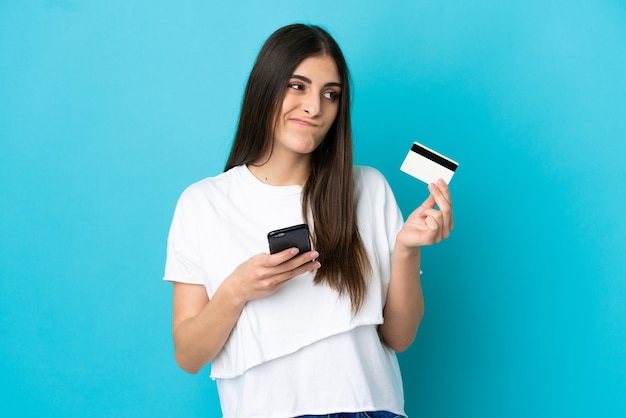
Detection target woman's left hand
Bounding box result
[396,179,454,249]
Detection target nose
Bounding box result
[302,94,321,117]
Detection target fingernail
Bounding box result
[311,251,319,259]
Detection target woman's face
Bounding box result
[272,55,341,159]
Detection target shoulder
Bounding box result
[175,165,244,210]
[353,165,385,181]
[353,165,401,212]
[353,165,390,190]
[180,166,242,198]
[353,165,397,209]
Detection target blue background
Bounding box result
[1,1,625,417]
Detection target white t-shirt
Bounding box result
[164,165,406,417]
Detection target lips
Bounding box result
[290,118,317,127]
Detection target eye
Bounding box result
[323,90,340,101]
[288,82,305,91]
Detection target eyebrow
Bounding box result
[291,74,342,88]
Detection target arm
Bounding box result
[379,244,424,352]
[379,179,453,352]
[172,281,244,374]
[171,249,321,374]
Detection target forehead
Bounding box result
[292,55,341,83]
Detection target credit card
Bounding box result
[400,141,459,185]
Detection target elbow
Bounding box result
[380,300,424,353]
[175,355,202,375]
[379,323,419,353]
[386,335,415,353]
[172,329,212,374]
[174,349,204,375]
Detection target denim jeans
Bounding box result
[295,412,404,418]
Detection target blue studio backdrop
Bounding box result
[1,1,625,417]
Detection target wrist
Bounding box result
[216,278,248,310]
[394,240,421,260]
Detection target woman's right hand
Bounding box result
[224,248,321,306]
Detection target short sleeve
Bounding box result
[381,176,405,252]
[379,173,423,276]
[163,189,204,285]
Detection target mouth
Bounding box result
[290,118,317,127]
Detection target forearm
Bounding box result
[173,284,245,374]
[172,249,321,374]
[379,244,424,352]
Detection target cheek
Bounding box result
[281,95,299,115]
[326,105,339,125]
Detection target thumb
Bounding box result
[419,193,436,211]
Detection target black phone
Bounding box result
[267,224,312,255]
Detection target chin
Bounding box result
[292,139,323,154]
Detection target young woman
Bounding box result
[163,24,453,418]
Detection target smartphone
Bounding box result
[267,224,312,255]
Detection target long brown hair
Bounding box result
[225,24,370,312]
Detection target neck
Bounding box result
[248,154,312,186]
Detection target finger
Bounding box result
[421,208,443,223]
[436,179,453,206]
[421,209,445,241]
[431,180,453,233]
[278,250,320,271]
[266,247,302,267]
[423,215,442,243]
[268,258,322,288]
[429,181,452,211]
[290,257,321,278]
[419,192,436,211]
[429,193,451,238]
